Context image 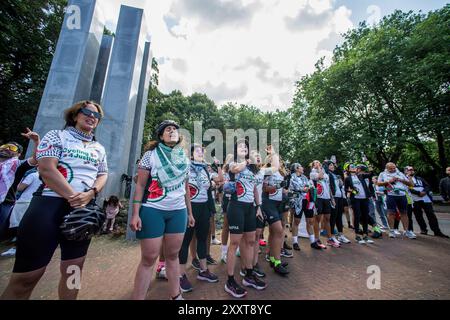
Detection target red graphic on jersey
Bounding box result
[317,183,323,196]
[236,181,246,198]
[147,179,166,202]
[189,183,199,199]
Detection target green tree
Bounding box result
[0,0,67,147]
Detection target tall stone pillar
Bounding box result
[126,43,152,241]
[30,0,104,140]
[128,42,152,175]
[90,34,114,103]
[95,5,148,198]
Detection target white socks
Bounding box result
[309,234,315,243]
[292,236,298,244]
[221,245,228,256]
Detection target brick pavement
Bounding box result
[1,212,449,300]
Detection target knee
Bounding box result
[245,238,255,248]
[141,253,158,267]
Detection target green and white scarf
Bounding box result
[154,143,190,192]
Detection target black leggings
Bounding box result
[351,198,369,235]
[394,204,413,231]
[179,202,210,264]
[330,197,344,233]
[412,201,441,234]
[14,196,91,273]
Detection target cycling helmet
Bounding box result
[155,120,180,139]
[60,202,106,241]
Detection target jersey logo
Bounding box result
[147,179,167,202]
[236,181,246,198]
[189,183,199,200]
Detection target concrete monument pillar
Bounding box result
[95,5,149,198]
[30,0,104,140]
[90,34,114,103]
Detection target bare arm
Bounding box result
[17,182,30,193]
[185,180,195,227]
[230,160,248,174]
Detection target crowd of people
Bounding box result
[0,100,449,300]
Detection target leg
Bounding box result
[164,233,185,298]
[58,256,87,300]
[195,204,210,271]
[360,199,370,236]
[413,202,428,233]
[241,231,256,270]
[132,237,163,300]
[179,223,195,276]
[227,233,243,276]
[253,228,262,266]
[268,221,283,261]
[321,214,331,238]
[336,198,344,234]
[407,204,414,231]
[423,203,443,235]
[1,267,46,299]
[352,199,362,236]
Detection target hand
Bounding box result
[265,145,273,155]
[21,128,40,144]
[68,191,94,208]
[213,157,220,166]
[419,192,426,197]
[188,214,195,227]
[256,207,264,221]
[129,215,142,232]
[331,199,336,207]
[388,178,397,184]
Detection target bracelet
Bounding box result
[132,200,141,204]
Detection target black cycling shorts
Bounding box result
[316,198,332,215]
[294,199,314,219]
[13,196,91,273]
[261,199,283,226]
[227,200,256,234]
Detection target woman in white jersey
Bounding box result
[224,139,266,298]
[1,101,108,300]
[130,120,193,300]
[178,144,222,292]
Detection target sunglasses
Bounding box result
[0,144,19,152]
[79,108,102,119]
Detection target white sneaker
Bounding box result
[156,266,167,279]
[389,231,397,238]
[0,247,16,257]
[211,238,222,245]
[337,234,351,244]
[331,237,341,246]
[394,229,401,236]
[404,230,417,239]
[364,236,374,244]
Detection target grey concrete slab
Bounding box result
[90,34,114,103]
[95,5,149,198]
[28,0,104,154]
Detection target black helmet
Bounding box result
[60,202,105,241]
[155,120,180,139]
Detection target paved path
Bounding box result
[1,211,449,300]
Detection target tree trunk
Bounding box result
[436,130,448,177]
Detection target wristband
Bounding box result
[133,200,141,204]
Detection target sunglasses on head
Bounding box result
[0,144,19,152]
[79,107,102,119]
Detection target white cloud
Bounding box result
[97,0,354,111]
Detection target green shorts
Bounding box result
[136,206,187,239]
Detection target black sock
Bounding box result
[246,268,253,277]
[228,275,235,283]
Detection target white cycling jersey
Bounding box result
[36,129,108,197]
[139,150,187,210]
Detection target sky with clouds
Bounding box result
[97,0,447,111]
